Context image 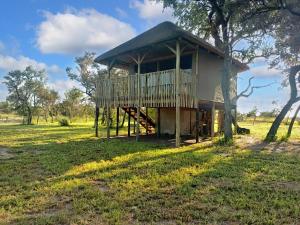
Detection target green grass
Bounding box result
[0,119,300,225]
[239,117,300,141]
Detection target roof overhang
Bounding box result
[95,21,249,72]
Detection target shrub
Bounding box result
[58,118,70,126]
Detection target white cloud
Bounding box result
[116,7,128,18]
[130,0,174,24]
[36,9,136,55]
[250,65,282,77]
[0,54,62,74]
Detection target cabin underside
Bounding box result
[112,100,226,143]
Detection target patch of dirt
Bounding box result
[0,147,15,159]
[236,136,300,154]
[26,195,73,218]
[271,181,300,192]
[90,179,110,192]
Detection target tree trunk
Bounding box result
[27,107,32,125]
[266,100,294,141]
[95,105,99,137]
[221,26,233,142]
[266,65,300,141]
[287,104,300,138]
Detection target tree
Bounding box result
[66,52,106,137]
[263,10,300,141]
[162,0,271,142]
[62,88,83,122]
[3,66,46,125]
[37,87,60,123]
[0,101,12,114]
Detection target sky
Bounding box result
[0,0,293,114]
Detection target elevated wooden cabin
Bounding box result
[95,22,248,146]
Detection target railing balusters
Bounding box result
[96,69,194,108]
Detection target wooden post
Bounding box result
[175,40,181,147]
[129,53,146,141]
[146,107,149,135]
[157,108,161,137]
[128,108,131,137]
[116,107,119,136]
[107,68,111,139]
[195,47,199,104]
[211,102,215,138]
[136,55,141,141]
[106,59,115,140]
[196,103,200,143]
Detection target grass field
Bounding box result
[0,118,300,224]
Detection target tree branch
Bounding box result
[235,76,275,102]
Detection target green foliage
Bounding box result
[260,109,279,118]
[0,101,12,114]
[3,66,46,125]
[58,118,70,126]
[66,52,105,102]
[246,107,258,117]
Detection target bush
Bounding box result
[58,118,70,126]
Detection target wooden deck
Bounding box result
[96,69,198,108]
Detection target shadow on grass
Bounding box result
[1,125,300,224]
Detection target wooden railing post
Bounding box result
[175,40,181,147]
[116,107,119,136]
[196,102,200,143]
[107,73,111,139]
[136,55,141,141]
[211,102,215,138]
[106,59,115,140]
[128,108,131,137]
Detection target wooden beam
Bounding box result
[106,68,111,139]
[211,102,216,138]
[146,107,149,135]
[164,43,176,55]
[116,107,119,136]
[195,47,199,100]
[157,108,161,137]
[175,40,181,147]
[196,103,200,143]
[136,55,141,141]
[128,108,131,137]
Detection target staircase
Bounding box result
[122,107,156,134]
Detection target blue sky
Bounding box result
[0,0,292,114]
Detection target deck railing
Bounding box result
[96,69,197,108]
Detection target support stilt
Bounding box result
[116,107,119,136]
[128,108,131,137]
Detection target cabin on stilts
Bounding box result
[94,21,248,147]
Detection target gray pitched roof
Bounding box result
[95,21,248,71]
